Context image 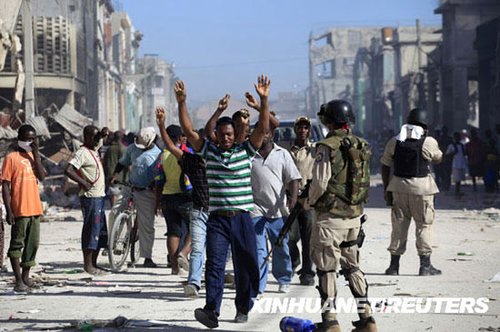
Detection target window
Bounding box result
[315,60,336,79]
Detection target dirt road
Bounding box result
[0,184,499,331]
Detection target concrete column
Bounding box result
[452,67,469,131]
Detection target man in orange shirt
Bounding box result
[2,124,46,292]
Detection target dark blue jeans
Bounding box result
[204,212,259,316]
[80,197,108,250]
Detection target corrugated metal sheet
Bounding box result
[0,125,17,140]
[27,115,50,139]
[50,103,92,138]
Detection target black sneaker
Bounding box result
[194,308,219,328]
[234,311,248,323]
[143,259,157,268]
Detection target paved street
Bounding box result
[0,183,499,332]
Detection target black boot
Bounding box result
[419,255,442,276]
[352,316,378,332]
[385,255,400,275]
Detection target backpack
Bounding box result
[329,134,372,205]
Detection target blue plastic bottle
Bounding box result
[279,316,316,332]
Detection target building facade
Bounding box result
[434,0,500,131]
[138,54,177,129]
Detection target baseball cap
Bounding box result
[135,127,156,149]
[295,116,311,126]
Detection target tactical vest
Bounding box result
[314,130,371,219]
[393,137,430,178]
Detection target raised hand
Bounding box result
[245,92,259,110]
[156,106,166,126]
[174,80,187,103]
[217,94,230,111]
[254,75,271,98]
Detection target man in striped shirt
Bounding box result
[177,76,270,328]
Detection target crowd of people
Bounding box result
[433,127,499,195]
[2,73,500,332]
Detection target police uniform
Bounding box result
[381,129,442,272]
[308,128,375,332]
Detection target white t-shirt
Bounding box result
[69,146,106,198]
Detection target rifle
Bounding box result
[260,181,311,270]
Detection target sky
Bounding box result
[120,0,441,104]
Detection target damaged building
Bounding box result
[0,0,177,208]
[308,25,440,135]
[432,0,500,132]
[353,24,440,134]
[0,0,177,134]
[308,27,381,127]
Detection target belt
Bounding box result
[211,209,245,217]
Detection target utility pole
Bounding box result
[308,32,314,116]
[415,18,426,111]
[22,0,35,119]
[416,19,422,70]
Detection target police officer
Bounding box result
[308,100,377,332]
[381,108,442,276]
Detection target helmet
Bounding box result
[318,100,355,126]
[407,108,427,129]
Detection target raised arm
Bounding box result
[204,94,230,143]
[156,106,183,161]
[249,75,271,149]
[245,91,279,130]
[175,81,203,152]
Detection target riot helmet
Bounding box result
[318,100,355,126]
[407,108,428,129]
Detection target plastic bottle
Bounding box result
[279,316,316,332]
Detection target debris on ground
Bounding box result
[485,272,500,283]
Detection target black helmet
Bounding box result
[318,100,355,126]
[407,108,427,129]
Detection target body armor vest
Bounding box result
[393,138,430,178]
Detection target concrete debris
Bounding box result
[369,282,398,287]
[485,272,500,283]
[481,208,500,222]
[106,285,142,294]
[17,309,40,314]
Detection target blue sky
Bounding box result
[120,0,441,103]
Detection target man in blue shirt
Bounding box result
[111,127,161,268]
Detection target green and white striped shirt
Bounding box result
[199,139,257,212]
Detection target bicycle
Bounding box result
[108,183,141,271]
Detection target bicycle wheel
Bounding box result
[129,222,141,265]
[108,212,132,271]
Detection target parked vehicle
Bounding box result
[272,119,325,150]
